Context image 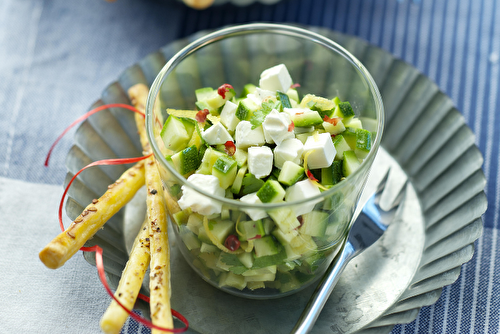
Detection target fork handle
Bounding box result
[290,242,356,334]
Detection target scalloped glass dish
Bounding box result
[66,26,486,333]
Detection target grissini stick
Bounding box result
[100,218,151,334]
[39,161,146,269]
[182,0,215,10]
[128,83,174,332]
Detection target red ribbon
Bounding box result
[47,103,189,333]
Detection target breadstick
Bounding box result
[128,84,174,332]
[39,161,146,269]
[100,218,150,334]
[182,0,215,10]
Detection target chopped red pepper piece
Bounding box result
[306,170,318,182]
[290,83,301,89]
[297,216,304,228]
[323,115,340,125]
[224,140,236,156]
[224,234,240,251]
[288,121,295,132]
[196,109,210,123]
[217,83,234,99]
[248,235,262,240]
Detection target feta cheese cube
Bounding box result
[239,192,268,221]
[201,122,233,145]
[247,93,264,106]
[248,146,273,179]
[178,174,225,215]
[235,121,266,149]
[273,138,304,169]
[285,179,322,216]
[256,87,276,101]
[262,109,294,146]
[303,132,336,169]
[259,64,293,93]
[220,100,239,131]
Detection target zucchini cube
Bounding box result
[212,155,237,189]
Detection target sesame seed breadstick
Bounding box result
[128,84,174,332]
[182,0,215,10]
[39,161,146,269]
[100,218,151,334]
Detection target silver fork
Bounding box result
[291,168,407,334]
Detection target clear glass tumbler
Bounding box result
[146,23,384,299]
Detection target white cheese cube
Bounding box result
[256,87,276,101]
[178,174,225,215]
[247,93,264,106]
[235,121,266,149]
[262,109,294,146]
[220,100,239,131]
[285,179,322,216]
[263,126,275,144]
[303,132,336,169]
[239,192,268,220]
[273,138,304,169]
[201,122,233,145]
[248,146,273,179]
[259,64,293,93]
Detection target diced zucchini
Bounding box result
[186,212,204,234]
[200,242,219,253]
[253,236,280,257]
[172,207,192,226]
[321,160,343,185]
[195,87,215,101]
[355,128,372,159]
[268,207,300,233]
[239,173,265,196]
[241,265,277,276]
[272,227,298,245]
[323,118,346,135]
[233,148,248,167]
[342,150,361,176]
[236,98,260,121]
[333,101,355,122]
[240,83,257,97]
[342,127,357,150]
[231,165,248,195]
[256,180,286,203]
[278,161,304,186]
[197,147,225,174]
[262,218,275,235]
[170,145,200,176]
[286,88,299,103]
[212,155,238,189]
[180,226,201,250]
[206,219,235,245]
[332,135,352,160]
[299,210,329,237]
[160,115,190,152]
[237,252,254,269]
[344,117,363,130]
[198,252,219,270]
[276,91,292,109]
[288,109,323,127]
[219,272,246,290]
[238,220,265,241]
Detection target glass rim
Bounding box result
[146,22,385,210]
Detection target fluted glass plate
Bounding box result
[64,27,486,333]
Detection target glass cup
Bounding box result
[146,23,384,299]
